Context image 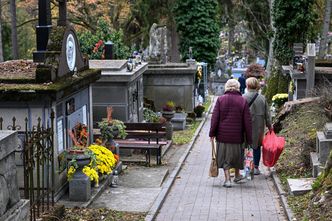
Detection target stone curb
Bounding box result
[271,171,294,221]
[145,97,215,221]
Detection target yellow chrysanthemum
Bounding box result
[88,144,117,175]
[83,166,99,185]
[67,166,76,181]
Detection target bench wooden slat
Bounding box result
[119,143,160,149]
[125,132,166,139]
[124,122,166,131]
[115,140,168,145]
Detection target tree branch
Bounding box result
[241,0,269,34]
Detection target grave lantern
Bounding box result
[104,41,114,59]
[307,43,316,57]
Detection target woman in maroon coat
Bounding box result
[209,79,252,188]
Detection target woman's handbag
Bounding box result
[209,140,218,177]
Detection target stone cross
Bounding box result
[107,106,113,123]
[33,0,52,62]
[306,43,316,96]
[58,0,67,26]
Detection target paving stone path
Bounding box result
[156,113,286,221]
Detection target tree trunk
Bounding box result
[228,27,234,56]
[0,0,4,62]
[318,0,332,59]
[10,0,18,59]
[266,0,275,78]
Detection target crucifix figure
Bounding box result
[58,0,67,26]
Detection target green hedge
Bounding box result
[263,66,290,104]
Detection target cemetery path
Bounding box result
[155,112,287,221]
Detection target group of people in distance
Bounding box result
[209,77,272,188]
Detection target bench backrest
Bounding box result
[124,122,167,143]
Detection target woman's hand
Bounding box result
[268,125,274,132]
[210,137,215,142]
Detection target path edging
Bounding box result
[271,171,295,221]
[145,98,214,221]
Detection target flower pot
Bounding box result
[69,149,85,155]
[162,111,175,121]
[109,127,119,138]
[67,153,91,170]
[67,151,92,201]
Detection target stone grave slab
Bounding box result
[316,131,332,165]
[310,152,320,177]
[171,113,187,130]
[287,178,315,195]
[90,166,168,212]
[324,122,332,139]
[91,187,161,212]
[119,166,169,188]
[89,60,127,71]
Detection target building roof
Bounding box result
[0,59,100,101]
[0,60,37,82]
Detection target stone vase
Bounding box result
[162,111,175,121]
[162,111,175,140]
[67,153,91,201]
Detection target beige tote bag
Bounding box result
[209,140,218,177]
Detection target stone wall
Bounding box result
[144,63,196,112]
[0,131,29,221]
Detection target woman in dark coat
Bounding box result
[209,79,252,188]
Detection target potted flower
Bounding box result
[98,106,127,143]
[271,93,288,109]
[98,119,127,141]
[143,108,160,123]
[162,100,175,121]
[194,104,205,118]
[66,123,92,173]
[172,105,187,130]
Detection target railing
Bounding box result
[0,112,55,221]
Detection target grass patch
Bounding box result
[64,208,146,221]
[288,193,311,219]
[275,101,331,221]
[172,96,211,145]
[172,120,201,145]
[276,102,328,179]
[203,95,212,111]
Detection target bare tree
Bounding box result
[318,0,332,59]
[0,0,4,62]
[10,0,18,59]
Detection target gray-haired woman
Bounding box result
[243,77,272,175]
[209,79,252,187]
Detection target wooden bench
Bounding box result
[115,122,168,166]
[93,122,169,165]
